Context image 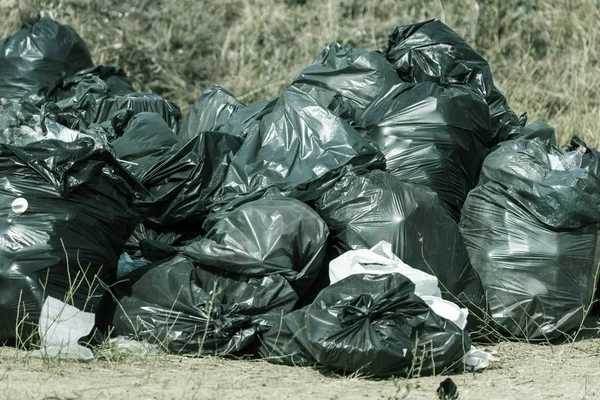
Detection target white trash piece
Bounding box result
[465,347,500,372]
[109,336,164,355]
[29,296,95,360]
[329,241,441,297]
[549,145,587,171]
[421,295,468,331]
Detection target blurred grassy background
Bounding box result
[1,0,598,145]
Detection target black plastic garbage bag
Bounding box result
[292,42,401,120]
[184,197,329,296]
[106,255,297,355]
[112,112,241,232]
[572,138,600,313]
[357,81,491,221]
[520,120,556,144]
[179,84,244,140]
[0,16,94,103]
[111,112,179,176]
[23,64,134,106]
[258,273,470,378]
[0,138,138,343]
[179,84,276,141]
[477,139,600,229]
[216,85,385,208]
[384,19,523,145]
[459,139,600,341]
[52,76,181,132]
[316,170,486,320]
[132,130,242,227]
[124,223,187,260]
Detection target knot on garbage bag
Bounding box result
[339,294,378,325]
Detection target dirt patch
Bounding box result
[1,328,600,400]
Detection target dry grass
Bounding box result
[1,0,598,145]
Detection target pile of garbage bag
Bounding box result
[0,15,597,379]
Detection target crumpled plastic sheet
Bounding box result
[28,296,95,360]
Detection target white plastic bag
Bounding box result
[465,347,499,372]
[329,241,468,326]
[420,295,468,330]
[329,241,441,297]
[29,296,95,360]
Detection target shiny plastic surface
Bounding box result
[180,84,276,142]
[0,138,138,343]
[179,84,245,140]
[112,112,179,166]
[23,64,134,106]
[316,170,486,320]
[108,255,297,355]
[184,197,328,296]
[216,85,385,208]
[52,76,181,132]
[0,16,94,103]
[384,19,523,145]
[358,82,491,220]
[293,42,401,119]
[133,129,242,227]
[460,139,600,340]
[259,273,471,377]
[0,101,113,146]
[478,139,600,229]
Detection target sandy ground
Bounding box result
[1,322,599,400]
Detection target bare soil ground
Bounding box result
[1,321,599,400]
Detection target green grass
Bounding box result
[2,0,598,146]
